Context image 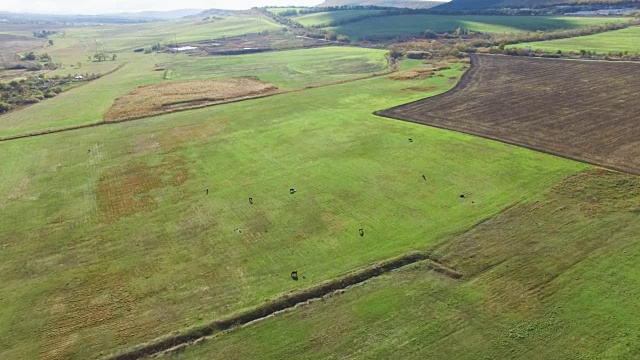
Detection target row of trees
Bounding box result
[33,30,57,38]
[90,53,117,62]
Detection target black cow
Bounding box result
[291,271,299,281]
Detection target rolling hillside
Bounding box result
[437,0,639,10]
[316,0,445,9]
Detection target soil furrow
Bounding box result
[103,252,461,360]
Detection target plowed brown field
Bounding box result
[377,55,640,175]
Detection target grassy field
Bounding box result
[293,10,386,27]
[50,16,281,53]
[0,46,389,137]
[0,54,588,359]
[166,168,640,359]
[511,26,640,54]
[329,15,630,39]
[266,7,304,15]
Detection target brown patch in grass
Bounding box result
[552,168,640,216]
[402,85,439,92]
[389,68,434,80]
[96,157,189,222]
[104,78,278,122]
[171,168,189,187]
[38,272,137,360]
[320,212,347,232]
[389,63,449,81]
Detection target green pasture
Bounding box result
[167,169,640,360]
[0,47,389,137]
[328,15,630,39]
[510,26,640,54]
[266,7,305,15]
[293,10,386,27]
[60,16,281,53]
[0,55,586,359]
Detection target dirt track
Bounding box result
[377,54,640,175]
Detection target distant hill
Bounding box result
[437,0,639,10]
[0,9,205,23]
[184,9,238,19]
[316,0,446,9]
[113,9,205,20]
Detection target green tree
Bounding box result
[111,54,117,61]
[93,52,107,62]
[388,49,403,61]
[0,102,11,114]
[48,39,54,46]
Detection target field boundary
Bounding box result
[103,252,461,360]
[375,54,640,176]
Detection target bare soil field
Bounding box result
[193,33,331,55]
[377,55,640,175]
[104,78,278,122]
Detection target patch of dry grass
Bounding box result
[104,78,278,122]
[388,63,450,81]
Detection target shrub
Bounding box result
[388,49,404,60]
[406,51,430,59]
[0,102,11,113]
[336,35,350,43]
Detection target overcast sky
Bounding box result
[0,0,325,14]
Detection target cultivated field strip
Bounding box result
[105,252,461,360]
[377,55,640,175]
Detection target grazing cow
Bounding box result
[290,188,296,194]
[460,194,465,198]
[291,271,299,281]
[249,197,253,204]
[359,228,364,237]
[408,138,413,142]
[206,188,209,195]
[422,175,426,180]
